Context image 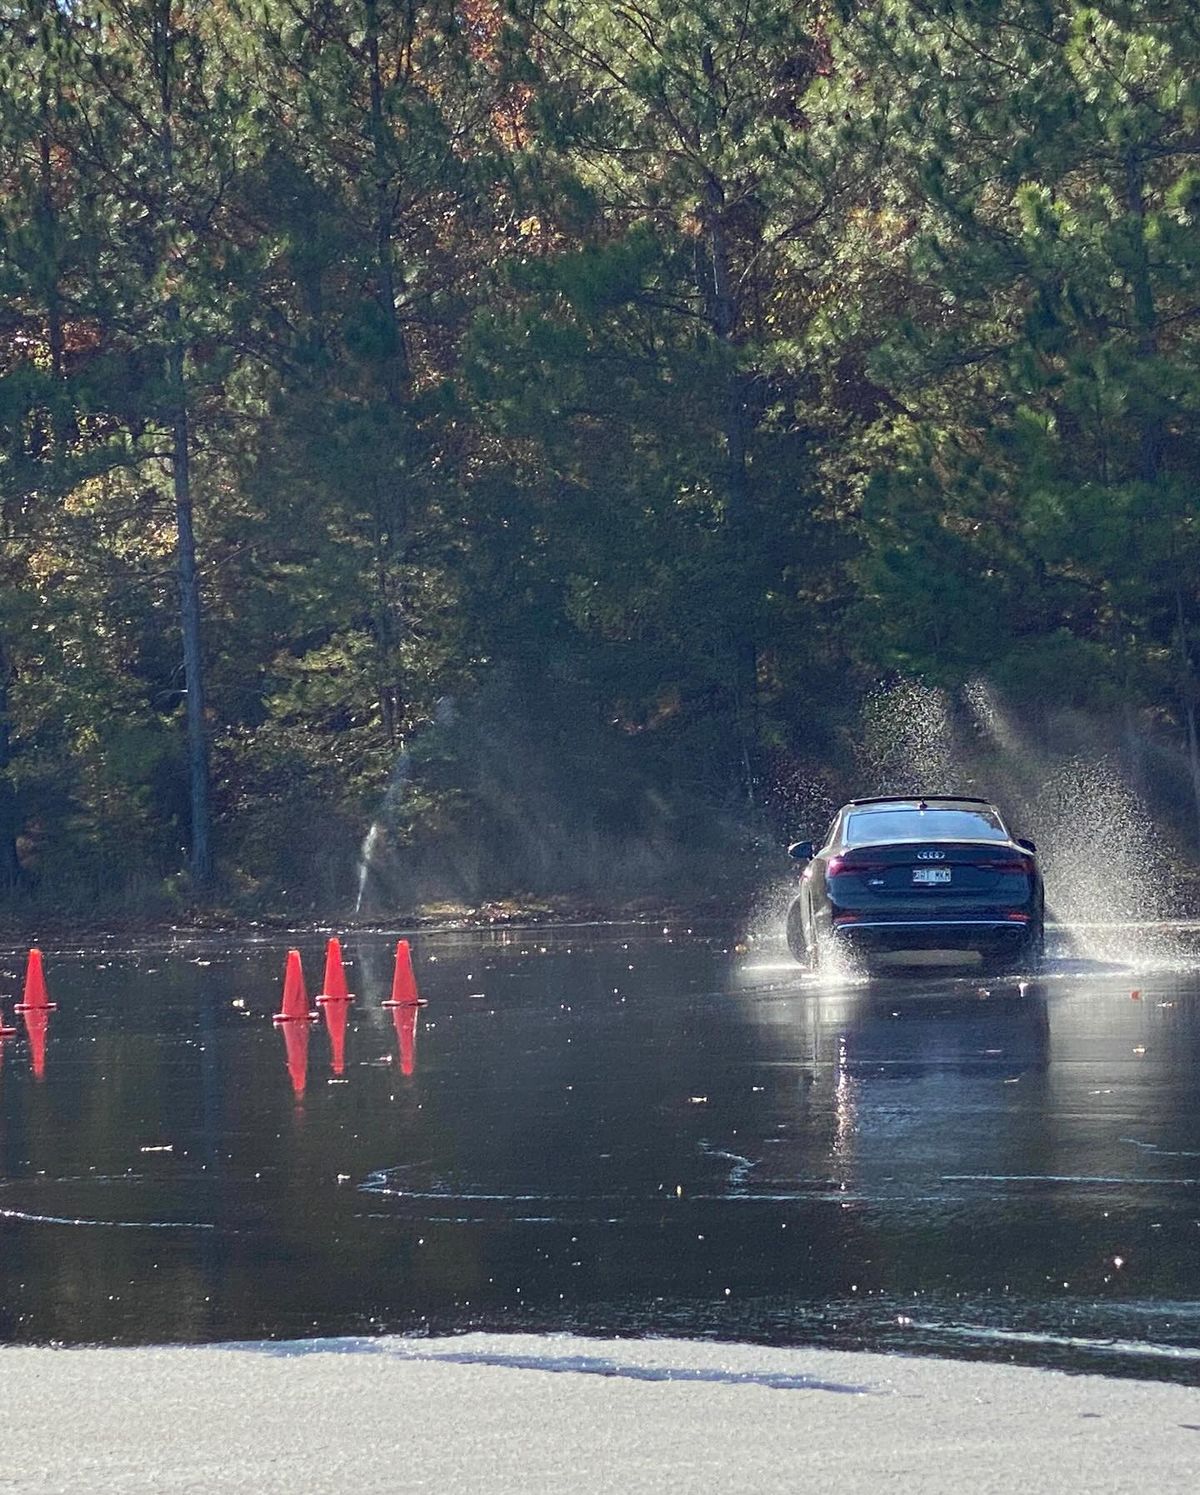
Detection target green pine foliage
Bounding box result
[0,0,1198,909]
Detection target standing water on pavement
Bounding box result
[2,925,1200,1384]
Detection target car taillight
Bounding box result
[827,856,887,877]
[977,855,1035,874]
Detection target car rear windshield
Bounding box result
[845,808,1008,844]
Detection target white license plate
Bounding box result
[913,867,951,884]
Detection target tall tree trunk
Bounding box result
[167,319,213,886]
[373,490,399,748]
[159,3,212,887]
[0,637,22,890]
[1126,152,1197,844]
[35,0,77,452]
[364,0,412,750]
[1125,149,1161,484]
[364,0,410,407]
[1174,587,1200,853]
[704,177,758,804]
[38,131,73,448]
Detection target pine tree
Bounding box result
[481,0,859,800]
[61,0,273,886]
[0,2,105,888]
[848,1,1200,833]
[176,0,507,887]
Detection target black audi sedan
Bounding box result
[786,796,1044,972]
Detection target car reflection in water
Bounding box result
[734,971,1052,1214]
[824,980,1050,1082]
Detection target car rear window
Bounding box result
[845,808,1007,844]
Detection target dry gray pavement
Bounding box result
[0,1332,1198,1492]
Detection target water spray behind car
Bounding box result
[846,679,1187,966]
[961,683,1183,964]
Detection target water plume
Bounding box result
[826,677,1188,968]
[353,745,412,917]
[962,681,1182,964]
[859,681,957,794]
[354,824,381,916]
[1035,757,1174,960]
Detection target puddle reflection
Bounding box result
[280,1017,309,1099]
[322,998,349,1077]
[21,1007,50,1081]
[392,1004,418,1076]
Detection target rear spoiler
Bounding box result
[847,795,991,807]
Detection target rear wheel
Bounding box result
[1021,923,1045,973]
[785,898,813,968]
[981,927,1043,976]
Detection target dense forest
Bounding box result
[1,1,1198,914]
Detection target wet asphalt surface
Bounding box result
[1,923,1200,1383]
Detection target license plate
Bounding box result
[913,867,951,884]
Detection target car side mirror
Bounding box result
[787,841,814,862]
[1016,837,1036,854]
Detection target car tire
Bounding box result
[785,898,811,967]
[1021,924,1045,973]
[981,928,1043,976]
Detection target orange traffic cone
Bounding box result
[16,948,57,1012]
[280,1016,309,1098]
[382,939,424,1007]
[323,995,348,1076]
[273,949,313,1023]
[316,937,353,1004]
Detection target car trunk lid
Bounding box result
[827,840,1034,910]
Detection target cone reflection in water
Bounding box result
[392,1002,418,1076]
[383,939,421,1007]
[281,1016,309,1098]
[23,1006,49,1080]
[16,948,56,1012]
[323,995,348,1076]
[317,937,352,1003]
[274,949,311,1023]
